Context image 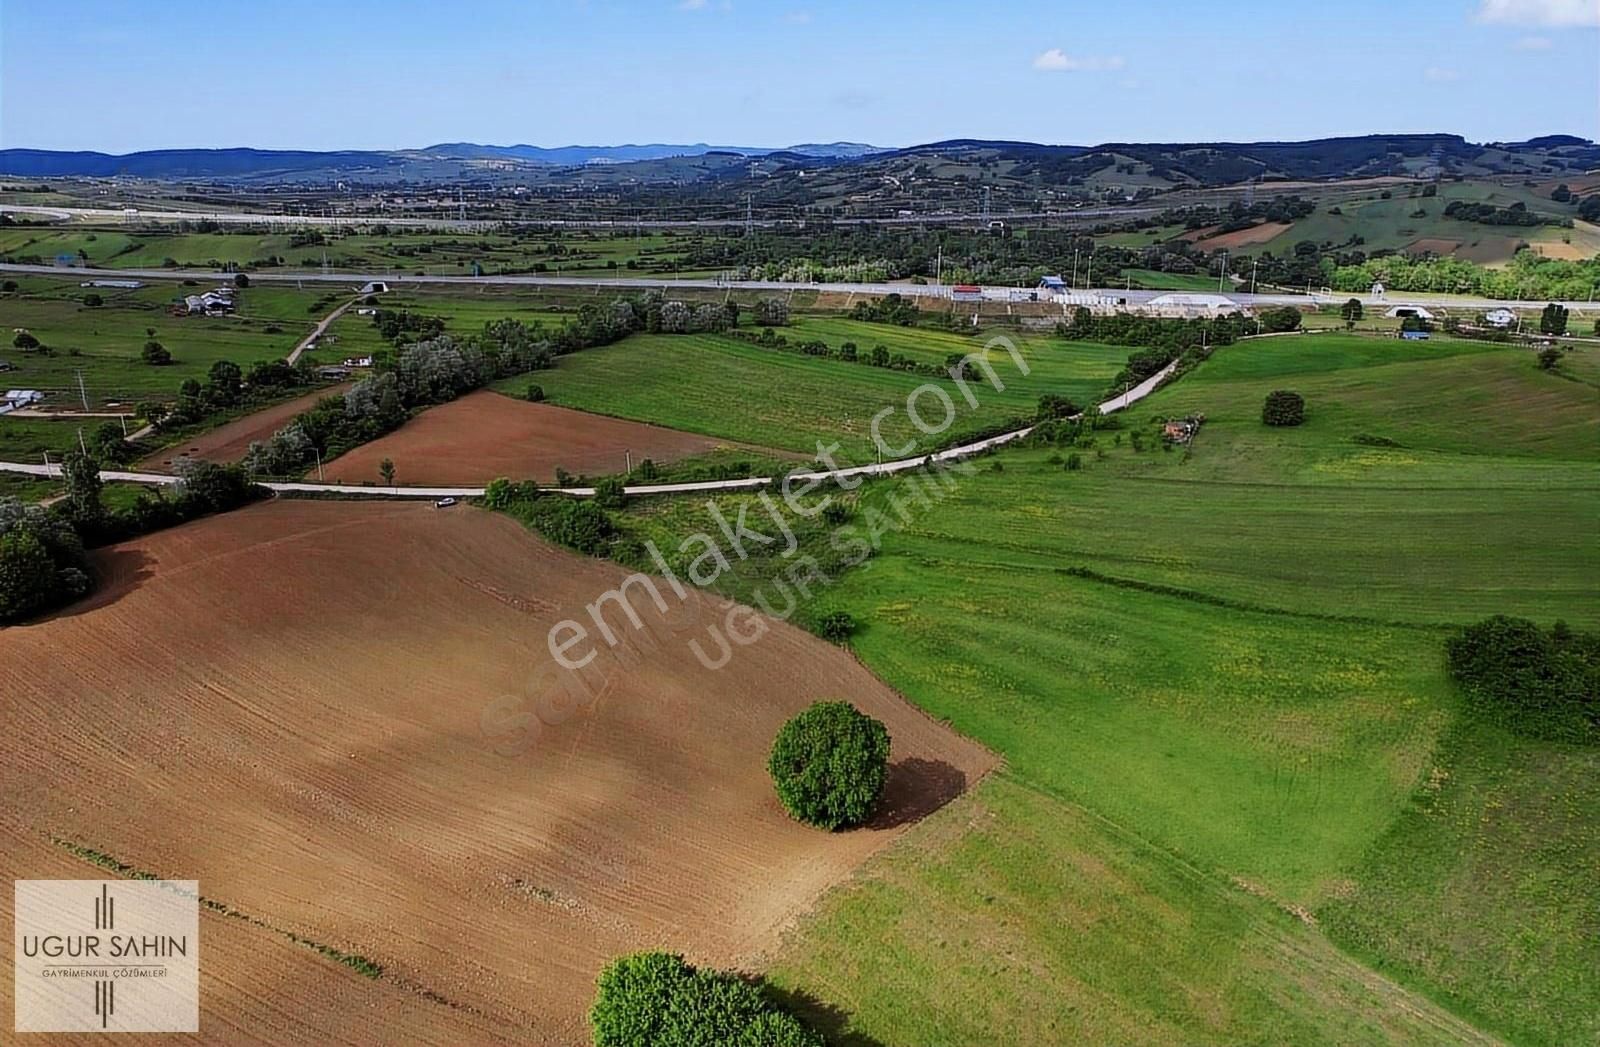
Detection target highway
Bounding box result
[3,261,1597,312]
[0,203,1152,231]
[0,361,1179,500]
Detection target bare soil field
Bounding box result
[0,823,514,1045]
[1405,237,1462,256]
[1185,221,1292,250]
[0,500,993,1042]
[137,384,350,473]
[318,390,766,485]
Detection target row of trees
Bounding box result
[1330,251,1600,301]
[0,455,262,624]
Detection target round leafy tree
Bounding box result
[768,701,890,830]
[590,951,822,1047]
[1262,389,1305,427]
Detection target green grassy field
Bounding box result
[492,327,1127,464]
[1119,267,1222,291]
[736,332,1596,1044]
[0,226,713,277]
[0,276,320,407]
[1251,181,1583,263]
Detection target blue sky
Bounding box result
[2,0,1595,152]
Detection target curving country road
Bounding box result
[0,361,1180,500]
[3,261,1595,313]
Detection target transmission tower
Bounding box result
[745,194,754,237]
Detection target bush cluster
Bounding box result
[1262,390,1305,427]
[590,951,821,1047]
[1446,616,1599,743]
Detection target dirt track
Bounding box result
[0,500,993,1042]
[319,390,768,485]
[136,384,350,473]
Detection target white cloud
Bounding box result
[1424,66,1462,81]
[1475,0,1600,27]
[1513,33,1554,46]
[1033,49,1126,72]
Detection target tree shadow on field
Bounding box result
[41,548,155,622]
[866,757,968,830]
[754,980,889,1047]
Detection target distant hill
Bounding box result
[1,135,1593,188]
[418,142,883,164]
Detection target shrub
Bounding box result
[1257,305,1302,333]
[815,610,856,643]
[768,701,890,830]
[1446,616,1598,743]
[482,477,539,510]
[13,331,39,350]
[524,383,546,402]
[141,340,172,366]
[1262,390,1305,427]
[1,280,17,292]
[1065,453,1083,471]
[593,476,626,509]
[83,293,103,307]
[590,951,822,1047]
[233,272,250,288]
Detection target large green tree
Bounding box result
[768,701,891,830]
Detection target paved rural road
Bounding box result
[0,362,1178,500]
[4,261,1595,313]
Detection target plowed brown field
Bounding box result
[0,500,993,1042]
[137,384,351,473]
[317,390,769,485]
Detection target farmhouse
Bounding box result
[341,355,374,368]
[80,279,143,289]
[1038,275,1067,293]
[1385,305,1435,320]
[183,289,236,316]
[1484,307,1516,328]
[3,389,44,407]
[357,281,389,295]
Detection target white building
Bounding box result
[3,389,44,407]
[1484,308,1516,328]
[1146,292,1244,317]
[1385,305,1435,320]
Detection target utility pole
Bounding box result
[1217,251,1228,294]
[1085,247,1095,290]
[745,194,753,237]
[77,427,87,454]
[313,446,324,482]
[75,369,90,411]
[935,242,943,286]
[625,448,632,474]
[1070,246,1080,290]
[1250,257,1259,296]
